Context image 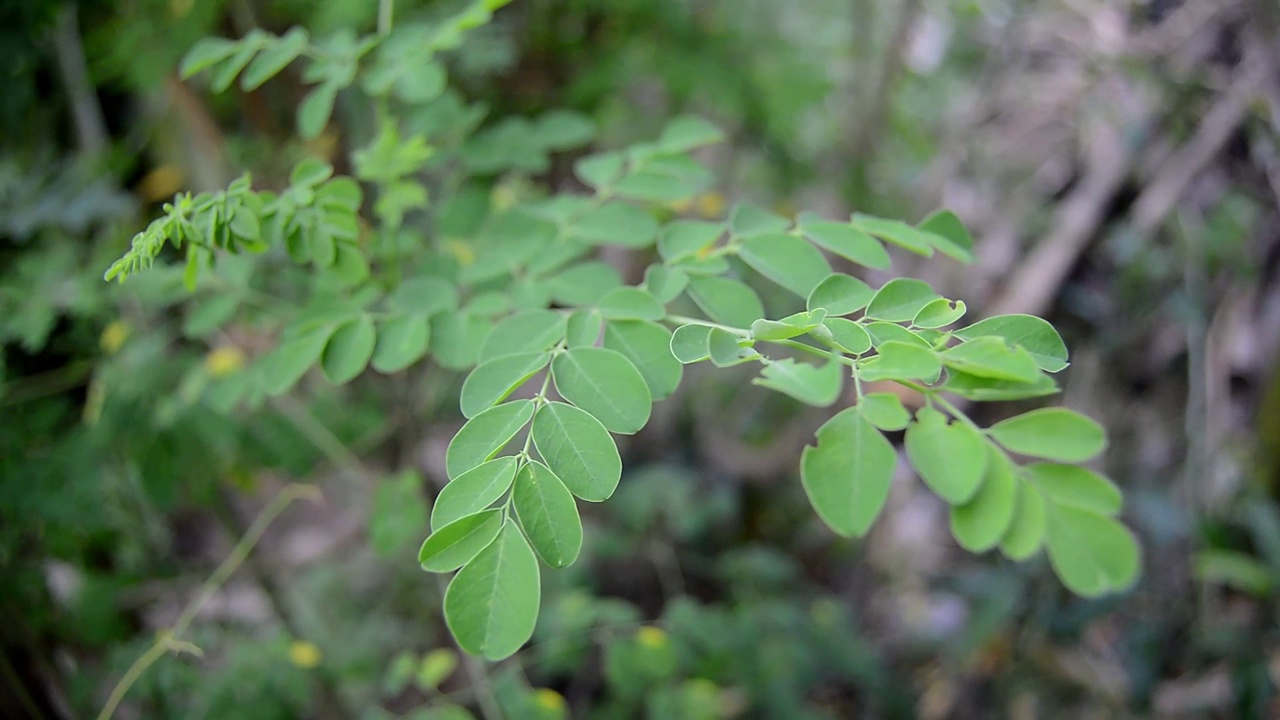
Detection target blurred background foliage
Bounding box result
[3,0,1280,718]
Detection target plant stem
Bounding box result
[378,0,394,35]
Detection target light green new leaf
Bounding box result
[658,116,725,152]
[1026,463,1122,515]
[479,310,566,362]
[686,276,764,329]
[260,328,332,396]
[918,209,974,262]
[1000,482,1046,560]
[513,461,583,568]
[551,348,652,434]
[603,320,683,400]
[549,261,623,307]
[180,37,240,78]
[708,328,756,367]
[565,310,602,348]
[444,520,540,660]
[531,401,622,501]
[209,34,262,93]
[573,202,659,248]
[941,370,1059,401]
[864,322,931,348]
[905,407,989,504]
[801,222,892,270]
[939,336,1042,383]
[459,352,550,418]
[913,298,966,329]
[419,510,504,573]
[670,324,713,364]
[807,273,875,316]
[322,315,376,384]
[431,457,519,530]
[850,213,935,256]
[241,27,308,90]
[954,314,1069,372]
[1045,504,1141,596]
[738,233,832,297]
[822,318,872,354]
[989,408,1106,462]
[753,356,842,407]
[432,314,493,370]
[729,203,790,236]
[800,408,896,536]
[644,264,688,304]
[858,392,911,431]
[858,341,941,382]
[389,276,458,315]
[865,278,941,322]
[658,221,723,262]
[599,287,665,321]
[445,400,535,479]
[750,310,826,341]
[372,314,430,373]
[949,447,1017,552]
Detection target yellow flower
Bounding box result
[443,238,476,266]
[135,165,184,203]
[534,688,566,711]
[695,192,726,219]
[635,625,669,649]
[100,321,130,355]
[288,640,323,669]
[205,346,246,377]
[667,197,694,214]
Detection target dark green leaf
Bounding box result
[261,328,332,396]
[807,273,875,316]
[603,320,683,400]
[686,276,764,329]
[445,400,535,479]
[565,310,603,348]
[298,82,338,139]
[513,461,583,567]
[390,276,458,315]
[658,221,722,262]
[801,222,891,270]
[549,261,623,307]
[644,265,688,304]
[657,116,725,152]
[419,510,504,573]
[572,202,659,248]
[738,233,832,297]
[918,209,974,262]
[322,315,376,383]
[431,457,519,530]
[181,37,240,78]
[729,203,790,236]
[551,348,652,434]
[241,27,309,90]
[850,213,935,256]
[460,352,550,418]
[444,520,540,660]
[599,287,665,321]
[478,310,566,362]
[371,313,431,373]
[432,314,493,370]
[532,401,622,501]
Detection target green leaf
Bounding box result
[298,82,338,139]
[657,116,725,152]
[322,315,376,383]
[241,27,309,90]
[565,310,602,348]
[729,203,790,236]
[599,287,665,321]
[918,209,974,262]
[531,401,622,501]
[1045,504,1140,596]
[644,265,688,304]
[419,510,504,573]
[444,520,540,660]
[261,329,333,395]
[183,294,240,338]
[431,457,519,530]
[708,328,756,367]
[865,278,942,322]
[549,261,623,307]
[750,310,826,341]
[372,314,430,373]
[670,324,713,364]
[686,276,764,329]
[575,152,625,190]
[533,110,596,150]
[800,222,891,270]
[1026,463,1122,515]
[1000,483,1046,560]
[912,299,966,328]
[390,276,458,315]
[572,202,659,248]
[940,370,1059,401]
[800,408,896,536]
[479,310,566,362]
[939,336,1042,383]
[290,158,333,187]
[1193,550,1273,596]
[433,314,493,370]
[738,233,832,297]
[551,348,652,434]
[850,213,935,256]
[807,273,874,316]
[181,37,240,78]
[603,320,683,400]
[953,314,1069,373]
[658,221,722,262]
[822,318,871,354]
[949,447,1017,551]
[858,392,910,431]
[864,322,931,349]
[417,507,501,573]
[446,400,535,479]
[857,341,941,382]
[905,407,989,504]
[370,471,428,558]
[513,461,583,568]
[753,357,842,407]
[209,34,262,92]
[988,408,1106,462]
[460,352,550,418]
